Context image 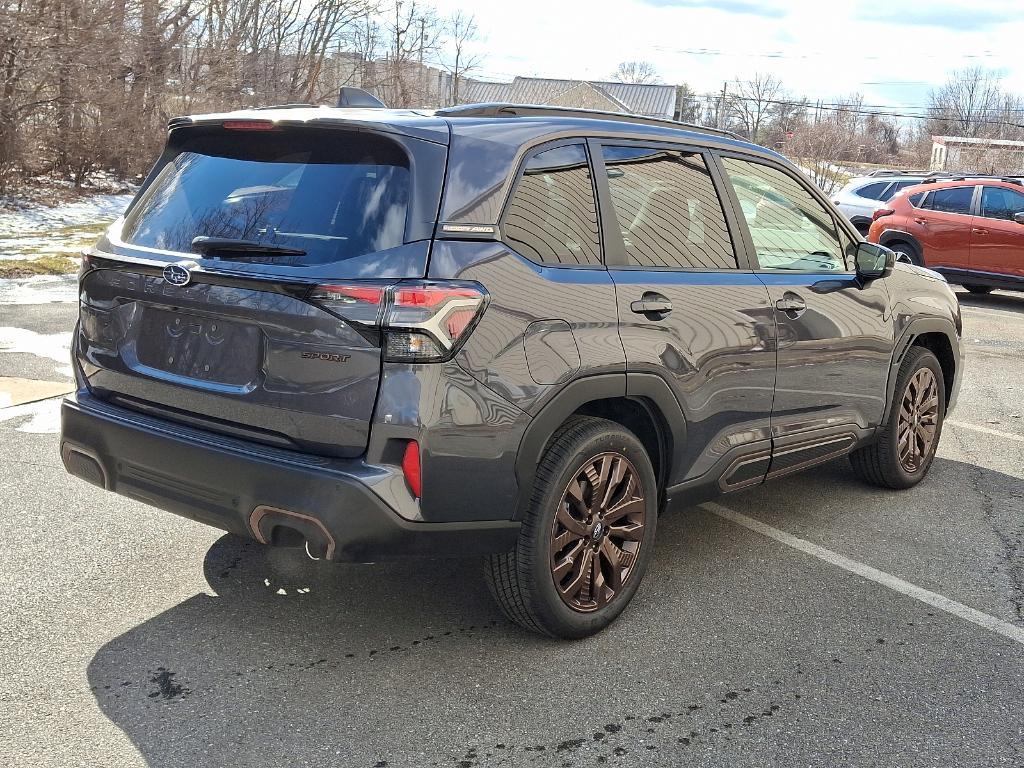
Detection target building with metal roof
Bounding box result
[458,77,677,120]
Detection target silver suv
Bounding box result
[833,172,945,233]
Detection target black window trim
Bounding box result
[712,149,858,275]
[496,137,607,270]
[588,137,751,272]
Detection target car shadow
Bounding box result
[87,509,738,767]
[85,457,1024,767]
[955,289,1024,313]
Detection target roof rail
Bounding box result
[919,174,1023,186]
[435,102,743,140]
[866,169,958,178]
[254,103,322,110]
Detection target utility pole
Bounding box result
[394,1,402,104]
[419,17,426,104]
[717,81,728,130]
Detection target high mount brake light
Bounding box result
[309,280,488,362]
[221,120,280,131]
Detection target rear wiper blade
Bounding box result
[190,236,306,257]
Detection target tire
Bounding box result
[850,347,945,490]
[963,284,993,295]
[888,240,921,267]
[484,416,658,638]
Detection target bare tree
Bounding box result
[928,67,1005,139]
[611,61,660,84]
[786,121,855,195]
[375,0,442,107]
[727,73,783,143]
[439,10,481,106]
[673,83,700,123]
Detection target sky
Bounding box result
[423,0,1024,113]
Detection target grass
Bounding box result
[0,220,107,277]
[0,255,78,278]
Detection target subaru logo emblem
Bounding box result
[163,263,191,287]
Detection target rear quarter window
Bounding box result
[121,128,411,266]
[502,143,602,266]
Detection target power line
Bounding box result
[651,45,1001,61]
[690,92,1024,129]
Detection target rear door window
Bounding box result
[856,182,890,200]
[600,146,737,269]
[121,128,411,265]
[919,186,974,215]
[502,143,602,266]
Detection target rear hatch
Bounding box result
[76,117,447,457]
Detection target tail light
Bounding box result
[309,280,488,363]
[872,208,895,221]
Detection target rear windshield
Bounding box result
[122,128,410,265]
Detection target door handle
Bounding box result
[913,218,928,225]
[775,293,806,315]
[973,228,989,235]
[630,293,672,316]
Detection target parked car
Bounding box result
[833,173,943,234]
[60,100,963,638]
[868,176,1024,294]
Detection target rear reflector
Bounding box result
[222,120,280,131]
[872,208,895,221]
[402,440,422,498]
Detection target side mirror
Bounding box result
[1013,211,1024,225]
[855,242,895,280]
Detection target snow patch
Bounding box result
[0,327,73,364]
[0,193,134,239]
[0,274,79,304]
[0,397,62,433]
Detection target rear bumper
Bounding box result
[59,393,519,561]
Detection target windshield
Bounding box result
[121,128,410,265]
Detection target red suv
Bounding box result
[868,177,1024,294]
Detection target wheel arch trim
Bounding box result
[880,317,959,426]
[877,229,922,258]
[513,373,687,518]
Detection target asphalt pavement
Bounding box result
[1,291,1022,767]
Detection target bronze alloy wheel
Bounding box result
[897,367,940,473]
[550,452,647,613]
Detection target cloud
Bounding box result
[638,0,786,18]
[858,5,1005,31]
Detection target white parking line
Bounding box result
[959,306,1024,320]
[946,420,1024,443]
[701,501,1024,647]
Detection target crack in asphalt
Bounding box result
[951,428,1024,625]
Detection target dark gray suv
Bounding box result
[60,102,963,638]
